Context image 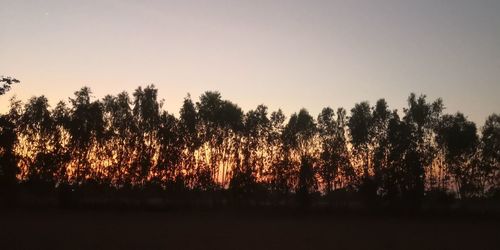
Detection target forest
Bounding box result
[1,77,499,211]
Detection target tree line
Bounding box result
[1,81,499,208]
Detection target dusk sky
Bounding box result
[1,0,499,125]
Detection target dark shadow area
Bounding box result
[1,209,499,250]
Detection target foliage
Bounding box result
[1,85,498,209]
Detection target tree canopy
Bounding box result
[1,83,499,209]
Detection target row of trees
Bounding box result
[1,83,499,206]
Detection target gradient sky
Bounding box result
[1,0,499,125]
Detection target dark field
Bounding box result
[1,210,499,250]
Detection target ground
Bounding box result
[1,210,499,250]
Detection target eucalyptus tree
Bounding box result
[0,99,20,197]
[402,93,443,200]
[17,96,57,187]
[131,85,161,186]
[334,108,356,189]
[383,111,411,199]
[156,111,183,188]
[196,91,243,188]
[1,98,22,191]
[0,116,17,190]
[218,99,244,187]
[51,101,71,185]
[317,107,338,194]
[68,87,105,185]
[196,91,224,188]
[102,92,135,186]
[230,104,270,199]
[379,94,443,203]
[436,113,479,198]
[348,102,373,181]
[480,114,500,192]
[317,107,354,194]
[282,109,318,199]
[266,109,288,194]
[371,99,392,193]
[242,105,270,178]
[178,94,200,188]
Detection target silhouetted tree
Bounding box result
[0,84,21,204]
[297,155,316,208]
[371,99,391,188]
[401,93,443,203]
[335,108,357,189]
[51,101,71,185]
[481,114,500,193]
[348,102,373,180]
[131,85,161,187]
[68,87,105,185]
[0,76,19,96]
[17,96,57,188]
[282,109,318,205]
[436,113,480,198]
[230,105,270,202]
[2,83,499,209]
[102,92,135,186]
[317,107,353,194]
[0,110,19,202]
[156,111,183,188]
[267,109,288,195]
[177,95,197,187]
[318,107,337,194]
[197,91,243,189]
[0,77,20,196]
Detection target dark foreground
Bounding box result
[1,210,499,250]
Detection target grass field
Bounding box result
[1,210,499,250]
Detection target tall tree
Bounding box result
[131,85,161,186]
[230,105,270,201]
[51,101,71,185]
[0,99,20,200]
[178,94,200,188]
[102,92,135,186]
[402,93,443,201]
[348,102,373,183]
[17,96,57,187]
[283,109,318,201]
[481,114,500,193]
[382,111,414,200]
[371,99,392,194]
[197,91,243,188]
[0,77,20,202]
[267,109,287,194]
[317,107,337,194]
[0,116,17,191]
[436,113,479,198]
[68,87,105,185]
[156,111,182,188]
[317,107,353,193]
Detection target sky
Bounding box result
[1,0,499,126]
